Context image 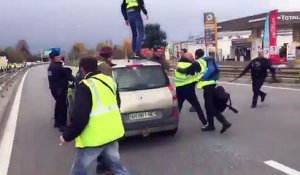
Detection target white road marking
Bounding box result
[264,160,300,175]
[168,76,300,92]
[0,71,28,175]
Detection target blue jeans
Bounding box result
[71,141,131,175]
[127,10,144,55]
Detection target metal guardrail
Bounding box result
[167,60,300,82]
[0,68,24,97]
[220,66,300,80]
[0,62,48,97]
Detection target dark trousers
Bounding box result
[252,77,266,106]
[127,10,144,54]
[176,83,207,125]
[203,85,228,127]
[51,88,67,127]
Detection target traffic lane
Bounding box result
[174,77,300,169]
[219,83,300,170]
[119,82,299,175]
[120,112,282,175]
[8,65,75,175]
[7,65,299,175]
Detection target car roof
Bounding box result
[112,59,161,68]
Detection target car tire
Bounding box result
[163,127,178,136]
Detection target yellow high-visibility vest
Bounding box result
[75,73,125,148]
[196,58,216,89]
[175,61,198,87]
[126,0,138,9]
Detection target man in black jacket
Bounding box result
[47,51,73,132]
[235,51,276,108]
[60,57,130,175]
[121,0,148,58]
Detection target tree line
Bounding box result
[0,23,167,65]
[0,40,39,63]
[67,23,168,64]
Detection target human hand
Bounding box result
[59,135,66,146]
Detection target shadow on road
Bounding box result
[120,133,177,151]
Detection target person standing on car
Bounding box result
[47,50,73,132]
[233,50,276,108]
[60,56,131,175]
[121,0,148,59]
[177,49,232,133]
[175,52,207,128]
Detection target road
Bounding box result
[2,65,300,175]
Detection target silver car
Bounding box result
[112,59,179,137]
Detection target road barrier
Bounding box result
[0,63,46,98]
[0,68,25,98]
[167,60,300,83]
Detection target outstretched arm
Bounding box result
[239,61,252,78]
[177,62,201,75]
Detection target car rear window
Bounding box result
[113,65,169,92]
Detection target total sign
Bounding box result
[280,15,300,21]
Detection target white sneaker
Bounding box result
[202,123,209,129]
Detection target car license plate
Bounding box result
[128,111,161,122]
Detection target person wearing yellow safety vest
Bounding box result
[175,52,208,128]
[177,49,232,134]
[121,0,148,59]
[60,57,131,175]
[97,46,122,175]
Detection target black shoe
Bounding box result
[59,126,67,132]
[201,125,216,132]
[96,164,111,175]
[251,104,257,108]
[220,123,232,134]
[189,106,197,112]
[132,55,140,59]
[96,164,105,174]
[261,93,267,102]
[132,53,144,60]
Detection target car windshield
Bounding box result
[113,65,169,92]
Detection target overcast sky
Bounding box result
[0,0,299,53]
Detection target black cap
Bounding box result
[49,51,60,59]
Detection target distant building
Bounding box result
[173,11,300,61]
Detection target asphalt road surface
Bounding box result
[3,65,300,175]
